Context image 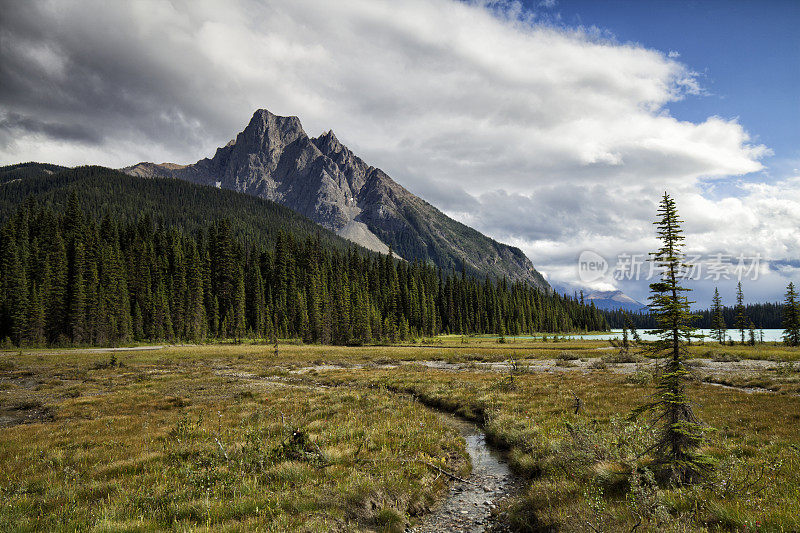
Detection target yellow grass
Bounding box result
[2,337,799,531]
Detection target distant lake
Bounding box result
[491,329,787,343]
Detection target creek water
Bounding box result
[412,413,516,532]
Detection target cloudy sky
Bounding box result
[1,0,798,307]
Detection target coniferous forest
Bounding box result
[603,301,783,330]
[0,183,607,347]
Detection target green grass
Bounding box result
[1,337,799,531]
[0,351,466,531]
[307,365,800,531]
[687,343,800,362]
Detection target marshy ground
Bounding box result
[1,337,799,531]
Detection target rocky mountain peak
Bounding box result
[312,129,344,157]
[121,109,549,289]
[240,109,306,149]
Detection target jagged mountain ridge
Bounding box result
[584,290,648,312]
[124,109,548,289]
[551,282,648,312]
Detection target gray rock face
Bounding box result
[123,109,548,289]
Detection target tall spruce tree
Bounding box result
[634,192,710,484]
[185,242,207,341]
[734,282,748,344]
[68,242,87,344]
[710,288,726,343]
[782,282,800,346]
[233,267,246,343]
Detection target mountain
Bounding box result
[0,164,361,254]
[551,281,648,312]
[123,109,548,289]
[584,290,648,312]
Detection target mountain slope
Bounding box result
[0,162,67,185]
[0,165,363,253]
[124,109,548,289]
[584,290,648,312]
[551,282,648,312]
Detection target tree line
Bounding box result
[0,195,607,347]
[604,298,784,330]
[605,281,800,347]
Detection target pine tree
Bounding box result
[7,240,29,346]
[186,242,207,341]
[46,231,68,343]
[85,245,102,344]
[213,219,237,334]
[710,288,726,344]
[68,242,87,344]
[233,268,246,343]
[782,282,800,347]
[633,192,710,484]
[624,313,641,343]
[352,289,372,344]
[132,301,145,341]
[209,295,220,338]
[27,283,45,346]
[734,282,748,344]
[245,251,265,339]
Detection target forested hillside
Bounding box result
[0,166,607,346]
[0,162,67,185]
[0,165,357,252]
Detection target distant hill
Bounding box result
[123,109,548,289]
[0,164,361,253]
[583,290,648,312]
[0,162,67,185]
[552,282,648,312]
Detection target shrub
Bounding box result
[556,351,580,361]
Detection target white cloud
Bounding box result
[0,0,795,305]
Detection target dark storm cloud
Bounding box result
[0,112,101,144]
[0,1,244,164]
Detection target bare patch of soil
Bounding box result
[0,400,54,427]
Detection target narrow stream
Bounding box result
[215,367,522,530]
[412,413,517,532]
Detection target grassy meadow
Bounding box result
[1,337,799,531]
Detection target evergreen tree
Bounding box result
[7,241,29,346]
[245,253,265,339]
[233,267,246,343]
[68,242,87,344]
[624,313,641,343]
[782,282,800,346]
[132,301,144,341]
[46,231,68,343]
[710,288,726,343]
[27,283,45,346]
[633,192,709,484]
[734,282,748,344]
